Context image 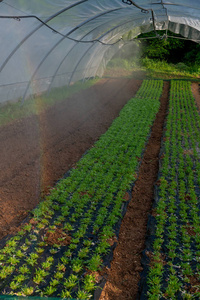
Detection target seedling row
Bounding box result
[0,80,163,299]
[142,81,200,299]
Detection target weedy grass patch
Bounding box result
[142,58,200,79]
[0,80,163,299]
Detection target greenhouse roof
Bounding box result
[0,0,200,103]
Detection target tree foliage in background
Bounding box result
[184,43,200,65]
[109,29,200,77]
[138,30,200,65]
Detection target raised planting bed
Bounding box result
[0,80,163,299]
[140,80,200,299]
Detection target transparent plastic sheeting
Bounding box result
[0,0,200,104]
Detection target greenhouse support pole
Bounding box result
[22,7,126,102]
[47,7,124,93]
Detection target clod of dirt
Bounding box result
[44,227,71,246]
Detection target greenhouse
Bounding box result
[0,0,200,103]
[0,0,200,299]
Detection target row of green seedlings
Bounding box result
[0,80,163,299]
[146,80,200,300]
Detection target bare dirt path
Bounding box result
[0,78,142,240]
[100,81,170,300]
[192,82,200,110]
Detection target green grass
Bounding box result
[104,57,200,80]
[141,58,200,79]
[106,57,140,71]
[0,78,98,127]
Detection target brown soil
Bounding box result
[0,78,142,241]
[103,68,133,78]
[99,81,170,300]
[191,82,200,109]
[44,227,71,246]
[104,68,147,80]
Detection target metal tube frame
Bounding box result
[21,7,132,102]
[47,8,127,93]
[0,0,88,74]
[68,15,151,86]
